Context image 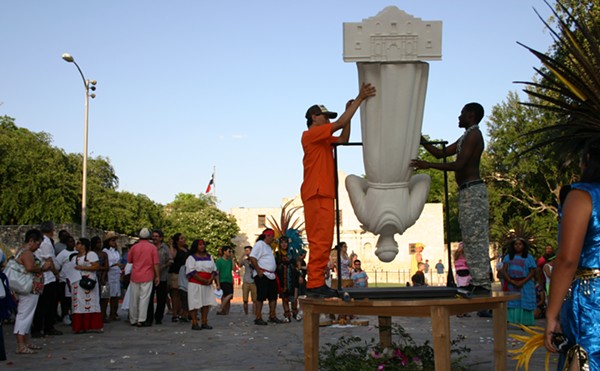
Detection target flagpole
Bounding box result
[212,165,216,198]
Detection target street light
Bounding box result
[62,53,96,237]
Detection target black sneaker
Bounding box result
[254,319,268,326]
[306,285,339,298]
[469,285,491,295]
[45,328,63,336]
[191,324,202,331]
[458,284,491,297]
[477,310,493,318]
[268,317,284,324]
[200,324,213,330]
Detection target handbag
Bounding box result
[5,253,33,295]
[79,276,96,290]
[101,283,110,298]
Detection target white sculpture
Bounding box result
[343,7,442,262]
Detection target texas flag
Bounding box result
[205,173,214,194]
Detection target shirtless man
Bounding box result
[410,102,490,293]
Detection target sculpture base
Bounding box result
[343,286,457,300]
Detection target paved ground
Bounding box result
[1,288,558,370]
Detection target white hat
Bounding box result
[139,228,151,239]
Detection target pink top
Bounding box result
[454,255,469,271]
[127,239,159,283]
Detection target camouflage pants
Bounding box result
[458,183,491,289]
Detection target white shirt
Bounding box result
[103,247,121,273]
[35,234,57,284]
[249,240,276,280]
[56,249,77,282]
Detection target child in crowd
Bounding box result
[351,260,368,288]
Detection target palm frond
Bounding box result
[517,1,600,160]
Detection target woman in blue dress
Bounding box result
[501,238,536,326]
[545,142,600,370]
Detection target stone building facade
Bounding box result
[229,172,447,283]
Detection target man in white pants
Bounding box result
[127,228,159,327]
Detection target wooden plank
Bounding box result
[378,316,392,348]
[430,305,451,371]
[493,301,508,371]
[299,292,519,371]
[304,305,319,371]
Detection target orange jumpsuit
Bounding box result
[301,123,337,289]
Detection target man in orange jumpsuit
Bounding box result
[302,83,376,298]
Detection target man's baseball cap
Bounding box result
[305,104,338,120]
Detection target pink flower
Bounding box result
[377,364,385,371]
[369,350,381,359]
[399,353,408,366]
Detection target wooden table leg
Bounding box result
[304,305,320,371]
[492,302,508,371]
[430,305,451,371]
[378,316,392,348]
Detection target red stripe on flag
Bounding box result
[205,175,214,193]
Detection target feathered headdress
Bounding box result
[267,199,306,254]
[285,228,305,261]
[493,220,538,259]
[515,1,600,162]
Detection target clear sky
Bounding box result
[1,1,554,212]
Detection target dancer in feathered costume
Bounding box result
[275,235,301,322]
[514,2,600,370]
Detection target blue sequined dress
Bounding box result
[558,182,600,370]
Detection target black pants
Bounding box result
[32,281,58,333]
[0,323,6,361]
[154,281,168,323]
[58,282,71,319]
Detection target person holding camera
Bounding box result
[241,246,257,316]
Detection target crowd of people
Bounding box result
[0,225,292,356]
[0,223,375,358]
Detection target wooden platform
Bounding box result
[300,291,520,371]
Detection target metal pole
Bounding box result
[333,144,341,290]
[332,142,362,290]
[82,87,89,237]
[441,143,455,287]
[420,140,454,287]
[62,54,95,238]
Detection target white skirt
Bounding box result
[107,268,121,297]
[187,282,217,310]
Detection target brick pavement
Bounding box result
[1,287,557,370]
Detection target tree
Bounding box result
[485,92,577,248]
[0,116,166,234]
[164,193,240,256]
[88,190,165,235]
[0,116,79,224]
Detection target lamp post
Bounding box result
[62,53,96,237]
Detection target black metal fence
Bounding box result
[362,269,448,287]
